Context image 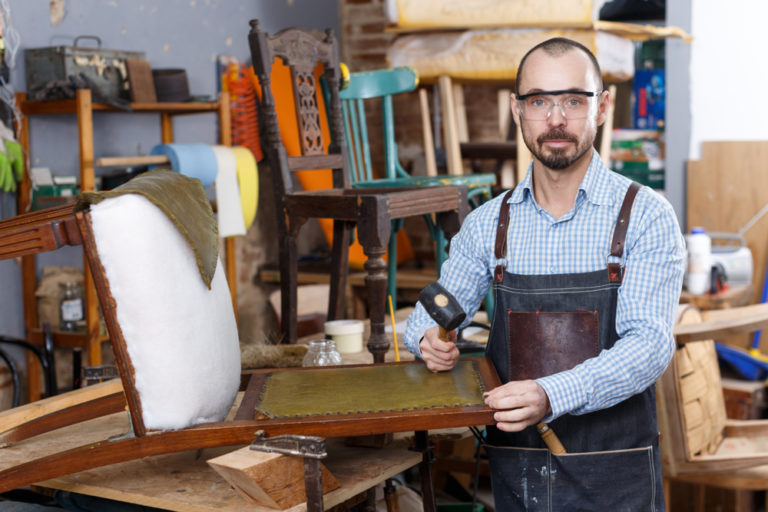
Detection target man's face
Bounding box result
[512,49,607,171]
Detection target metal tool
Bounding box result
[251,431,327,512]
[418,282,568,454]
[417,282,466,341]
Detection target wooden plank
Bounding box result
[438,75,463,175]
[598,84,616,166]
[126,59,157,103]
[674,303,768,344]
[515,123,531,183]
[0,379,122,434]
[207,447,339,509]
[419,88,438,177]
[0,411,421,512]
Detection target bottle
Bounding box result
[302,339,343,367]
[59,281,85,332]
[686,227,711,295]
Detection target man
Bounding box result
[405,38,685,510]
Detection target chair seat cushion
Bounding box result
[89,194,241,431]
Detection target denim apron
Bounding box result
[484,182,664,511]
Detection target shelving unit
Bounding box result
[15,88,235,400]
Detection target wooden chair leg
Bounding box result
[362,245,389,363]
[280,232,298,345]
[387,222,398,311]
[328,220,350,322]
[384,479,400,512]
[693,483,706,512]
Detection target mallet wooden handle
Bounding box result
[438,326,450,341]
[537,422,566,454]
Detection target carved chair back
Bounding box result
[248,20,348,199]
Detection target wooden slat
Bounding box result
[438,75,463,175]
[419,88,438,177]
[95,155,170,168]
[287,154,344,172]
[0,379,123,434]
[674,303,768,344]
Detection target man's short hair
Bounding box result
[515,37,604,94]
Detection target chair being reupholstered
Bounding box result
[659,304,768,509]
[0,169,497,499]
[248,21,468,360]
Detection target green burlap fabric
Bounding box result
[75,169,218,289]
[255,360,486,418]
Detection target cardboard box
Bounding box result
[633,69,665,130]
[611,129,665,189]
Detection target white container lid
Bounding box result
[324,319,364,335]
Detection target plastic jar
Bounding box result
[302,340,343,367]
[324,319,364,354]
[686,226,711,295]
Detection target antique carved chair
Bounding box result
[248,21,469,361]
[0,170,498,507]
[659,303,768,509]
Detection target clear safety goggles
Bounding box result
[517,89,601,121]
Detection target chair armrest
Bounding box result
[674,303,768,344]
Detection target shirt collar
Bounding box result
[508,149,612,207]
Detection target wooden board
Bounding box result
[126,59,157,103]
[687,141,768,349]
[0,410,421,512]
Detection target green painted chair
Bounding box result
[335,67,496,310]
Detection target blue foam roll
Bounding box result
[149,143,218,187]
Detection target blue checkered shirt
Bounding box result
[405,151,686,421]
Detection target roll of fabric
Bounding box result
[211,146,246,237]
[149,143,218,188]
[231,146,258,230]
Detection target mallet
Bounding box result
[417,282,466,341]
[418,283,567,454]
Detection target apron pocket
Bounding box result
[485,444,657,512]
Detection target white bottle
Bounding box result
[686,227,711,295]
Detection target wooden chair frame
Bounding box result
[661,303,768,476]
[248,21,469,361]
[0,202,498,497]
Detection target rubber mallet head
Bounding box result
[417,282,466,341]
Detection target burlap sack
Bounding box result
[35,265,84,329]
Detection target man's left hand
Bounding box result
[483,380,551,432]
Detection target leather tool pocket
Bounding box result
[507,310,599,381]
[484,444,657,512]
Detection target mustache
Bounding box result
[537,129,578,145]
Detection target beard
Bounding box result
[526,128,593,170]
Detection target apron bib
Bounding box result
[484,183,664,511]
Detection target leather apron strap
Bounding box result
[494,182,642,283]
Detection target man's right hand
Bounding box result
[419,326,460,372]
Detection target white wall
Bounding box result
[689,0,768,160]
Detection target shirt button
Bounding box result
[550,266,556,273]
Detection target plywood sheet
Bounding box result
[687,141,768,350]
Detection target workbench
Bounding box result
[0,408,421,512]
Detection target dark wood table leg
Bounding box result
[415,430,436,512]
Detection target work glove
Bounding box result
[0,150,12,193]
[5,140,23,182]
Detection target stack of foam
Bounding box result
[384,0,690,82]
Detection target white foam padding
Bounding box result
[89,194,241,431]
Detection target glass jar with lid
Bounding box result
[302,339,343,367]
[59,281,84,332]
